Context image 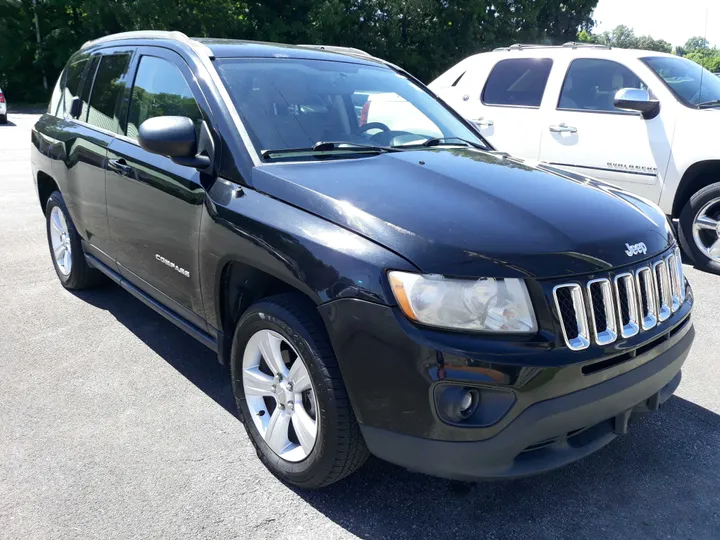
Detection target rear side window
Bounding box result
[60,57,89,116]
[126,56,203,140]
[86,53,132,131]
[482,58,553,107]
[79,56,100,121]
[558,59,648,112]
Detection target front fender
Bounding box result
[199,178,419,331]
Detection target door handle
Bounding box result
[472,118,494,127]
[549,123,577,134]
[108,158,132,176]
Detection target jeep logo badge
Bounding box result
[625,242,647,257]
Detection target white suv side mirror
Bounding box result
[614,88,660,118]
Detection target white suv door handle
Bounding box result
[472,118,494,127]
[549,123,577,134]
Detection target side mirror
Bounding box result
[614,88,660,119]
[69,96,82,119]
[138,116,213,171]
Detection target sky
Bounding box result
[592,0,720,48]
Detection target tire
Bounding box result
[678,182,720,275]
[0,114,6,124]
[45,191,104,289]
[230,293,368,488]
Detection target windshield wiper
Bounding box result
[697,100,720,109]
[312,141,404,153]
[262,141,400,159]
[394,136,484,149]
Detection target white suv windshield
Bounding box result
[643,56,720,108]
[215,58,487,153]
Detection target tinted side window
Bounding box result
[482,58,553,107]
[558,59,648,112]
[61,57,89,115]
[86,53,132,131]
[126,56,202,140]
[79,56,100,121]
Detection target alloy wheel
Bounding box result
[242,329,318,462]
[49,206,72,276]
[691,196,720,263]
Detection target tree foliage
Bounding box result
[0,0,599,103]
[578,24,671,52]
[579,26,720,72]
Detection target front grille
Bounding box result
[553,247,685,350]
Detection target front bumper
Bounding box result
[319,282,694,481]
[360,324,692,480]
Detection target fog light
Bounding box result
[437,387,480,423]
[459,391,474,413]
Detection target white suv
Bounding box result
[430,43,720,274]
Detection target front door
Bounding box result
[538,58,673,203]
[106,47,211,327]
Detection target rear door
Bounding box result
[538,58,672,202]
[52,46,133,264]
[106,46,211,328]
[454,57,553,159]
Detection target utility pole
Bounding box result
[33,0,48,90]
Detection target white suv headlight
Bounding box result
[388,271,537,333]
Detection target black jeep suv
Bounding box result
[31,31,694,488]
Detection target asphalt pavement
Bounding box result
[1,113,719,539]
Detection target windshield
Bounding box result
[215,58,488,155]
[642,56,720,108]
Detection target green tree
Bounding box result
[685,51,720,72]
[0,0,601,103]
[635,35,672,53]
[599,24,637,48]
[684,36,710,53]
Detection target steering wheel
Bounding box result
[358,122,390,134]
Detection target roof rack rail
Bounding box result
[493,43,552,51]
[493,42,611,52]
[297,44,372,57]
[562,41,611,49]
[82,30,193,50]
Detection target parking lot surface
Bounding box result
[2,113,720,539]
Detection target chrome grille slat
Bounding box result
[553,249,686,350]
[614,273,640,338]
[553,284,590,351]
[586,278,617,345]
[653,260,672,322]
[667,251,682,312]
[635,266,657,330]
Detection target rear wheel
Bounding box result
[0,114,6,124]
[45,191,104,289]
[679,182,720,275]
[230,293,368,488]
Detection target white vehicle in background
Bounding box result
[0,88,6,124]
[358,92,442,140]
[429,43,720,274]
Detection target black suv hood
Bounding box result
[251,149,674,278]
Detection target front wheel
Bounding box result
[679,182,720,275]
[230,293,368,488]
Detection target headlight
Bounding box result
[388,271,537,333]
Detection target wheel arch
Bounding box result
[672,160,720,217]
[215,259,322,365]
[37,171,59,215]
